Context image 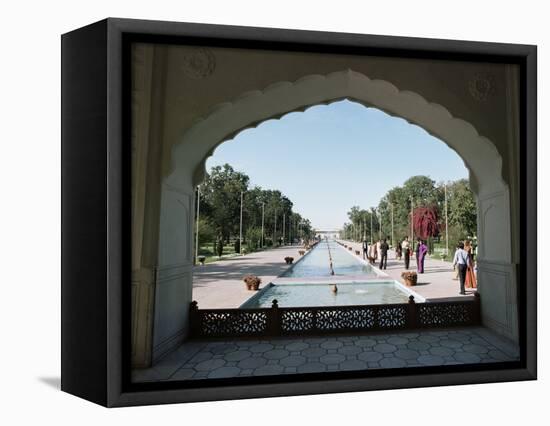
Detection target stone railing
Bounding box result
[189,294,480,338]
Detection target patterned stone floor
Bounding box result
[133,326,520,382]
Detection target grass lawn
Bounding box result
[197,244,237,264]
[196,244,269,264]
[196,243,282,264]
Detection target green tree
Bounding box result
[245,227,263,252]
[197,218,216,254]
[196,163,314,253]
[448,179,477,238]
[386,176,441,240]
[200,164,249,242]
[403,175,440,205]
[343,175,476,246]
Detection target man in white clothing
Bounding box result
[453,242,471,295]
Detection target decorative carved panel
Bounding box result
[315,308,375,330]
[281,310,314,332]
[376,306,408,328]
[418,303,472,327]
[199,311,268,337]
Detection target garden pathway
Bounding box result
[193,245,303,308]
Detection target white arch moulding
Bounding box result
[170,70,506,197]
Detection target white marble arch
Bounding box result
[155,69,517,363]
[170,70,505,196]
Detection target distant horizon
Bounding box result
[207,100,469,229]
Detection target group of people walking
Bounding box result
[362,238,389,270]
[361,236,477,295]
[452,240,477,295]
[366,236,428,273]
[397,236,428,272]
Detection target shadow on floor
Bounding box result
[38,376,61,390]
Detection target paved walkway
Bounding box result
[132,326,519,382]
[193,240,475,308]
[338,240,476,302]
[193,245,305,308]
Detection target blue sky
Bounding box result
[207,100,468,230]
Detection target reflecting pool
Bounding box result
[241,281,412,308]
[281,240,377,278]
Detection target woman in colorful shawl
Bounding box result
[369,242,377,265]
[464,240,477,288]
[417,240,428,273]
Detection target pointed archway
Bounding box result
[146,69,516,365]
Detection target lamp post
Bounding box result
[261,202,265,248]
[370,209,374,244]
[289,216,292,245]
[282,214,286,245]
[239,191,243,255]
[445,183,449,256]
[378,210,382,240]
[410,197,414,252]
[391,202,394,247]
[195,185,200,263]
[274,213,277,245]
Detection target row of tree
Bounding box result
[196,164,314,256]
[340,175,477,251]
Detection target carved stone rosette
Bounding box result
[181,47,216,79]
[468,72,496,102]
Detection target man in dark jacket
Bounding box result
[379,239,389,269]
[362,239,368,259]
[402,236,410,269]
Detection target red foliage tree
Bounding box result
[413,206,440,240]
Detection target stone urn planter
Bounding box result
[298,250,305,256]
[197,255,206,265]
[284,256,294,264]
[348,247,352,251]
[355,250,360,255]
[243,274,261,291]
[401,271,418,286]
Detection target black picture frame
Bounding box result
[61,18,537,407]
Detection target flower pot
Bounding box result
[401,272,418,286]
[246,281,260,291]
[404,277,417,286]
[197,256,206,265]
[243,275,261,291]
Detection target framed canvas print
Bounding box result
[61,18,537,407]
